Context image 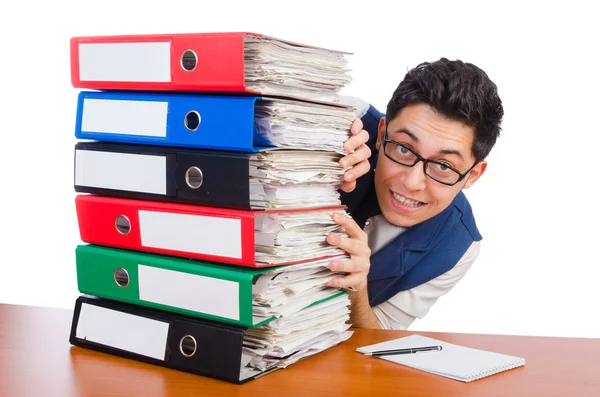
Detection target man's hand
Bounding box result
[325,211,371,289]
[339,118,372,193]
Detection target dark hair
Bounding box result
[386,58,504,162]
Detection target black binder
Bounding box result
[69,295,279,384]
[73,141,252,210]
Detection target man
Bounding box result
[328,58,504,329]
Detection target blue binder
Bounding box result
[74,91,274,152]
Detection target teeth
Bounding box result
[392,192,423,207]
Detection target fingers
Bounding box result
[340,143,371,193]
[327,233,370,257]
[343,128,369,153]
[331,212,368,242]
[327,273,365,289]
[339,180,357,193]
[329,258,368,274]
[353,143,372,162]
[339,146,370,192]
[350,118,364,135]
[324,205,372,289]
[340,142,371,169]
[343,154,370,183]
[326,258,369,289]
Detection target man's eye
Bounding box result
[397,146,411,155]
[434,162,452,172]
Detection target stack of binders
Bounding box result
[67,32,359,383]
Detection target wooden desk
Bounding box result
[1,303,599,397]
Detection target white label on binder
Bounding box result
[138,210,243,259]
[138,265,240,320]
[75,150,167,194]
[76,303,169,361]
[78,42,171,82]
[81,98,168,138]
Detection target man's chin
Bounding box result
[381,209,421,228]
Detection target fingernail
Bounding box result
[328,234,340,245]
[345,172,354,181]
[340,159,348,168]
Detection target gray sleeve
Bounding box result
[372,240,481,330]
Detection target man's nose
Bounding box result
[400,161,428,191]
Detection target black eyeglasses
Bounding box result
[382,126,477,186]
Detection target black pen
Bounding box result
[365,345,443,356]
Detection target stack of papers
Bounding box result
[250,149,347,209]
[254,210,349,264]
[244,35,352,103]
[252,255,350,323]
[253,98,357,153]
[241,293,352,378]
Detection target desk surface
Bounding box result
[1,303,599,397]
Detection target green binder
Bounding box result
[75,244,344,328]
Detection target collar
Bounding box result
[367,192,465,282]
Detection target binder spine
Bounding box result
[74,142,252,209]
[74,143,177,197]
[75,90,261,152]
[71,36,172,86]
[69,295,247,384]
[70,33,251,92]
[75,245,257,327]
[173,149,251,208]
[168,33,246,90]
[75,195,257,266]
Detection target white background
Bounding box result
[1,0,598,339]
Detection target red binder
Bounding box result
[70,32,350,95]
[75,195,347,268]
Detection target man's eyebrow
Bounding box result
[392,128,419,143]
[392,128,465,161]
[439,148,464,161]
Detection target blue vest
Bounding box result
[340,105,482,307]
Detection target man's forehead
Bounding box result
[387,108,476,159]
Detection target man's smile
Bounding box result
[389,190,427,212]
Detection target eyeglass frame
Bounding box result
[381,124,478,186]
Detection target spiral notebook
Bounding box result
[356,334,525,382]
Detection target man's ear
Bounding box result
[375,117,387,151]
[463,160,487,189]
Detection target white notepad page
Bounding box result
[357,334,525,382]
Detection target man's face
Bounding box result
[374,103,487,227]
